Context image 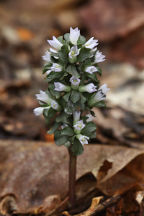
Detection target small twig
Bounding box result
[90,194,121,216]
[74,194,121,216]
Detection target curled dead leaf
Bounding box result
[0,194,18,215]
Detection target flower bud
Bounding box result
[69,27,80,45]
[73,111,81,122]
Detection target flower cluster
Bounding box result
[34,27,109,155]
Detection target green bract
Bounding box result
[34,27,109,155]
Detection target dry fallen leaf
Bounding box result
[0,140,144,215]
[93,106,144,147]
[80,0,144,41]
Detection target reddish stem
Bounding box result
[68,148,77,207]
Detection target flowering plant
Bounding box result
[34,27,109,205]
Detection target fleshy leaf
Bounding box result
[63,92,71,102]
[46,72,63,82]
[77,35,86,45]
[55,135,68,146]
[56,113,69,124]
[61,127,74,136]
[70,90,81,103]
[81,122,96,137]
[58,45,69,64]
[71,138,84,156]
[64,33,70,42]
[78,47,92,62]
[66,65,79,77]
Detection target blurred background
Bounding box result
[0,0,144,146]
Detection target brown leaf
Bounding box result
[93,107,144,147]
[0,80,30,95]
[80,0,144,41]
[32,195,61,214]
[0,140,144,214]
[106,186,144,215]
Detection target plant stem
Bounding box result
[68,148,77,207]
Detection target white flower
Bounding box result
[34,91,60,115]
[85,66,98,74]
[73,120,85,131]
[69,46,80,59]
[51,63,62,72]
[73,111,80,122]
[93,84,110,102]
[33,106,50,116]
[50,48,59,59]
[79,83,97,93]
[53,56,59,59]
[93,91,103,101]
[45,69,52,75]
[48,36,63,50]
[84,37,98,49]
[92,47,97,52]
[45,63,62,76]
[76,134,89,145]
[90,47,97,58]
[36,90,51,104]
[42,51,51,62]
[99,84,110,94]
[54,82,66,91]
[54,82,70,92]
[94,51,105,63]
[69,27,80,45]
[86,114,94,122]
[50,48,58,53]
[85,83,97,93]
[70,76,80,86]
[51,100,59,110]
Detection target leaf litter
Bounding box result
[0,140,144,215]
